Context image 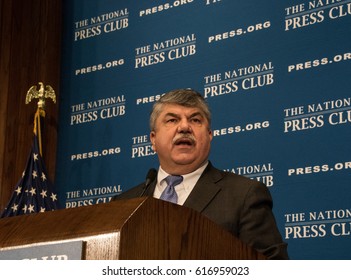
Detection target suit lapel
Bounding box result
[183,163,223,213]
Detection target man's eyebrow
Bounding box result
[189,112,204,118]
[163,111,203,118]
[164,112,179,118]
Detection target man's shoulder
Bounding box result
[205,162,266,189]
[205,162,254,180]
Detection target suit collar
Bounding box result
[183,162,223,213]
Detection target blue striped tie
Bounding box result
[160,175,183,204]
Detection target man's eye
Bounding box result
[166,118,177,123]
[191,118,202,124]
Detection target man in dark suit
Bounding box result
[117,88,288,259]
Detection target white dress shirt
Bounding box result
[153,161,209,205]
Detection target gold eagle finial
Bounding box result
[25,82,56,110]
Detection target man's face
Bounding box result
[150,103,212,175]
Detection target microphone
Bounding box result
[140,168,157,197]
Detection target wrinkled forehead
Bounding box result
[158,103,207,119]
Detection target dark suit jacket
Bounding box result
[116,162,288,259]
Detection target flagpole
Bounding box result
[33,108,46,156]
[26,82,56,156]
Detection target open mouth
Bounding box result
[174,138,194,146]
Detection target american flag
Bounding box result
[1,134,59,217]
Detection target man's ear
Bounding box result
[208,129,213,141]
[150,131,156,151]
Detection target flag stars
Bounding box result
[28,204,35,213]
[29,187,36,196]
[15,186,22,195]
[1,135,59,217]
[41,172,47,181]
[33,153,39,161]
[11,203,18,212]
[40,189,47,198]
[50,193,57,202]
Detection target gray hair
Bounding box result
[149,89,211,131]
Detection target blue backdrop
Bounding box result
[56,0,351,259]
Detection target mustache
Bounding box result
[172,133,196,145]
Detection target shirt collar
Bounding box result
[157,161,209,187]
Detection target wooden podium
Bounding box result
[0,197,265,259]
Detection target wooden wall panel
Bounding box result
[0,0,62,211]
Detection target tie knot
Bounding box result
[160,175,183,204]
[165,175,183,187]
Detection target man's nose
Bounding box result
[177,119,192,133]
